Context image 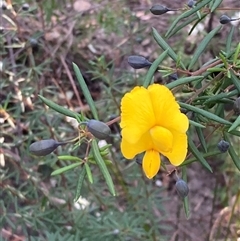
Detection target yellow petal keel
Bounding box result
[143,150,161,179]
[150,126,173,152]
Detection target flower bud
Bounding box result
[22,3,29,11]
[87,120,111,140]
[217,140,229,153]
[29,38,38,47]
[233,97,240,115]
[176,179,189,198]
[169,73,178,81]
[150,5,169,15]
[127,56,152,69]
[29,139,60,156]
[219,15,231,24]
[187,0,196,8]
[1,1,7,10]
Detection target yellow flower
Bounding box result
[120,84,189,179]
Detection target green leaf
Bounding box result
[197,10,202,19]
[58,155,82,162]
[152,28,185,69]
[182,166,191,219]
[74,165,87,202]
[72,63,99,120]
[188,25,222,69]
[233,42,240,65]
[228,115,240,132]
[167,14,199,39]
[230,70,240,93]
[207,67,225,73]
[188,14,208,36]
[99,143,112,151]
[228,130,240,137]
[51,163,81,176]
[226,26,235,54]
[143,49,169,88]
[188,137,213,172]
[38,95,79,118]
[215,103,224,118]
[195,125,208,152]
[165,0,212,38]
[223,132,240,171]
[92,139,116,196]
[88,158,113,165]
[180,102,231,125]
[210,0,224,12]
[219,52,228,68]
[181,150,222,166]
[166,76,203,89]
[189,120,206,128]
[85,163,93,184]
[203,89,239,105]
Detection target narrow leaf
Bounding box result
[180,102,232,125]
[228,130,240,137]
[223,132,240,171]
[230,70,240,93]
[167,14,199,39]
[143,49,169,88]
[152,28,185,69]
[182,166,191,219]
[207,67,225,73]
[39,95,78,118]
[226,26,235,54]
[165,0,212,38]
[228,115,240,132]
[74,165,87,202]
[210,0,224,12]
[188,25,222,69]
[58,155,82,162]
[203,89,239,105]
[233,42,240,65]
[189,120,206,128]
[188,137,213,172]
[51,163,81,176]
[181,150,222,166]
[85,163,93,184]
[92,139,116,196]
[195,125,208,152]
[73,63,99,120]
[188,14,208,37]
[215,103,224,118]
[166,76,203,89]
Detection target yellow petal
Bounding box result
[161,130,188,166]
[120,86,155,144]
[148,84,189,133]
[143,150,161,179]
[121,131,153,159]
[150,126,173,152]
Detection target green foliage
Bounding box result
[1,0,240,240]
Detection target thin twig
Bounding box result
[60,55,84,108]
